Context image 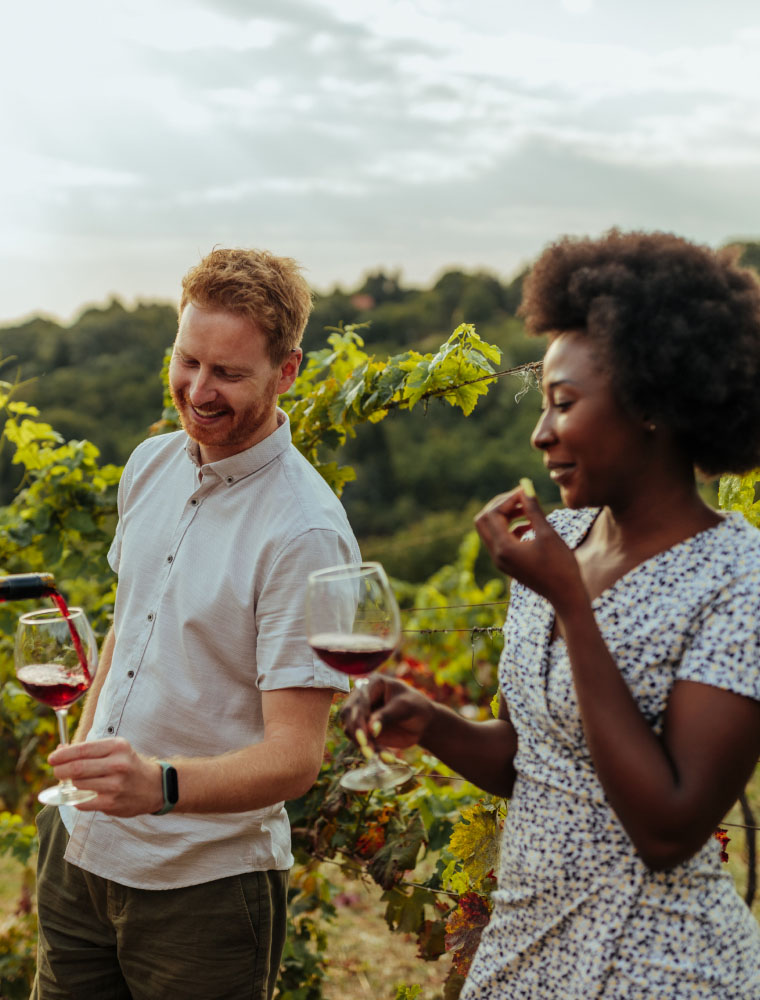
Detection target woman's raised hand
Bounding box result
[474,481,583,608]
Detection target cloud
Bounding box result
[1,0,759,323]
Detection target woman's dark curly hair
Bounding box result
[518,229,760,476]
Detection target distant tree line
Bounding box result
[2,242,758,578]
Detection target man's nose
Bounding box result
[188,369,217,405]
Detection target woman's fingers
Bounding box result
[340,676,432,751]
[475,479,560,580]
[475,485,534,557]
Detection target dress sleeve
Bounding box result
[676,568,760,703]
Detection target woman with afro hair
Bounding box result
[343,230,760,998]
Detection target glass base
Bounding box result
[39,783,97,806]
[340,759,413,792]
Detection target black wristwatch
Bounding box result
[152,761,179,815]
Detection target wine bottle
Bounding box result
[0,573,57,603]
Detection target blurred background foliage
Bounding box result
[6,240,755,573]
[1,262,547,579]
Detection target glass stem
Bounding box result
[54,708,76,790]
[351,678,391,776]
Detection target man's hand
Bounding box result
[48,738,164,816]
[50,688,336,817]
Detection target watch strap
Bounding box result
[152,760,178,815]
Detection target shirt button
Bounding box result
[167,555,173,563]
[226,476,234,485]
[127,670,135,678]
[107,726,115,734]
[190,499,199,506]
[147,612,154,622]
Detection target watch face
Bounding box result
[165,765,179,804]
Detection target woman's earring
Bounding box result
[647,422,656,432]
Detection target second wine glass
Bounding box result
[306,561,412,791]
[15,606,98,805]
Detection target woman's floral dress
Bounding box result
[462,508,760,999]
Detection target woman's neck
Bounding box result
[594,480,721,557]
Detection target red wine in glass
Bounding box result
[16,663,90,709]
[306,562,412,792]
[309,633,397,676]
[15,606,98,805]
[1,574,92,684]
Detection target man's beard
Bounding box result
[170,384,278,454]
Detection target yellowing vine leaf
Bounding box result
[719,470,760,527]
[444,801,502,892]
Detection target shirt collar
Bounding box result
[184,408,292,486]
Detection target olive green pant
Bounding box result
[32,806,289,1000]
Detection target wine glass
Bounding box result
[306,561,412,792]
[15,606,98,805]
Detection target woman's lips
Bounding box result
[547,463,576,485]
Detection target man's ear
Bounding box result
[277,348,302,394]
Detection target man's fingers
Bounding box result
[48,737,124,764]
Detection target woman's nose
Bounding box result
[530,410,555,450]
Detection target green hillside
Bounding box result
[2,241,757,578]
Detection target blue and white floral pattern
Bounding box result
[462,509,760,999]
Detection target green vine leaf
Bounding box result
[382,884,434,933]
[0,812,38,864]
[367,811,427,890]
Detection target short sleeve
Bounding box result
[677,568,760,703]
[107,450,136,574]
[255,526,361,692]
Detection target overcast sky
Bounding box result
[1,0,759,326]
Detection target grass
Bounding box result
[322,873,450,999]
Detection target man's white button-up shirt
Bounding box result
[61,411,359,889]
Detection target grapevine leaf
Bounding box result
[368,812,426,889]
[0,812,38,864]
[6,401,40,417]
[312,462,356,496]
[63,509,97,534]
[469,337,502,366]
[363,363,407,411]
[443,970,468,1000]
[719,470,760,527]
[445,891,491,975]
[445,801,502,891]
[381,885,431,933]
[417,917,447,960]
[444,380,487,416]
[402,359,435,408]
